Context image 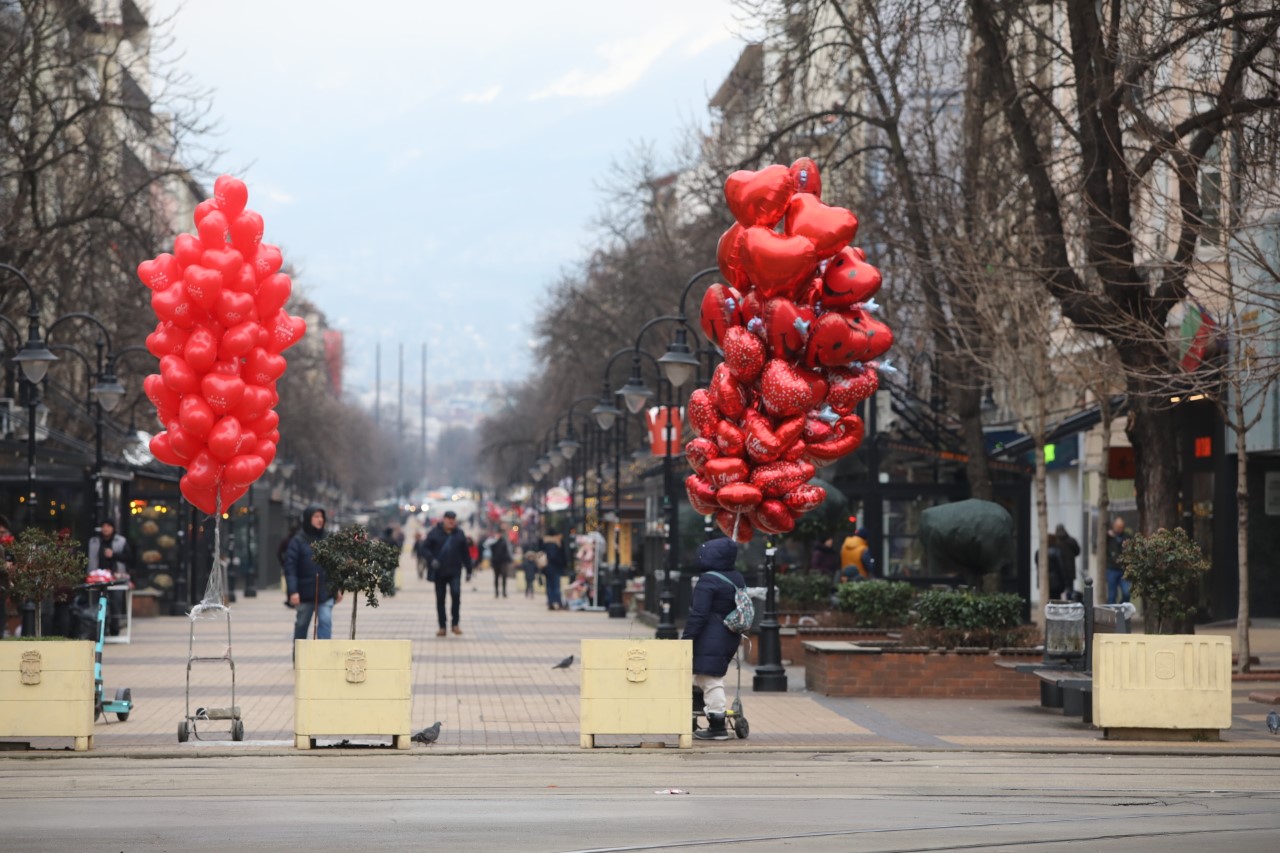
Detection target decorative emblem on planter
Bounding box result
[625,647,648,683]
[20,650,42,685]
[345,649,367,684]
[1154,650,1176,681]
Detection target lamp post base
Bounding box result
[654,587,678,639]
[607,575,626,618]
[752,666,788,692]
[753,618,788,692]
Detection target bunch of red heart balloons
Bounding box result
[136,175,306,515]
[686,158,892,543]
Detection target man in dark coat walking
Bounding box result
[490,534,512,598]
[285,505,341,642]
[423,510,472,636]
[682,538,745,741]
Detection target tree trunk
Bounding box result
[1095,398,1112,606]
[955,385,994,501]
[1034,438,1050,627]
[350,595,359,641]
[1235,418,1250,672]
[1125,394,1181,533]
[34,597,43,639]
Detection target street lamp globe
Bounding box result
[12,338,58,384]
[592,398,621,432]
[658,329,699,389]
[548,447,564,467]
[559,434,580,460]
[616,373,655,415]
[91,372,126,413]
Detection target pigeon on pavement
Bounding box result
[1268,710,1279,735]
[412,722,442,745]
[552,655,574,669]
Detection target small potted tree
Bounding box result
[293,525,411,749]
[1095,527,1230,738]
[0,528,96,750]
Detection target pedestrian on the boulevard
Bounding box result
[278,524,299,608]
[840,528,871,581]
[424,510,472,636]
[519,546,539,598]
[491,532,512,598]
[683,537,745,741]
[1105,517,1132,604]
[284,505,341,644]
[1055,524,1081,599]
[88,519,131,636]
[810,536,839,577]
[1037,534,1067,600]
[540,529,567,611]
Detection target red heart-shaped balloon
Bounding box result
[685,474,721,516]
[716,224,751,291]
[789,157,822,199]
[254,439,277,469]
[804,411,835,444]
[182,326,218,374]
[230,210,264,255]
[160,355,200,395]
[783,483,826,513]
[227,262,257,294]
[820,246,882,309]
[826,366,879,415]
[243,408,279,435]
[201,373,246,415]
[143,373,181,414]
[264,311,306,354]
[146,321,189,358]
[743,409,783,464]
[179,395,216,438]
[149,431,187,466]
[687,388,720,439]
[251,243,283,280]
[185,449,221,488]
[213,175,249,218]
[683,437,719,476]
[173,233,203,267]
[183,265,223,313]
[717,482,763,513]
[759,359,827,417]
[781,439,807,462]
[699,283,741,348]
[742,227,818,298]
[738,290,762,328]
[137,254,182,292]
[207,415,245,462]
[192,198,219,226]
[724,164,794,228]
[749,460,807,498]
[219,481,250,510]
[761,297,813,360]
[256,272,292,318]
[784,193,857,259]
[715,510,755,543]
[201,247,244,282]
[151,282,200,329]
[703,457,749,489]
[180,476,219,515]
[166,421,205,459]
[198,210,230,250]
[215,290,256,328]
[262,429,281,445]
[752,498,796,534]
[805,414,865,464]
[860,313,894,362]
[723,325,765,383]
[219,321,261,361]
[224,453,266,487]
[715,419,746,458]
[245,347,287,387]
[234,385,274,422]
[710,363,748,420]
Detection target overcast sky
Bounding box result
[152,1,747,394]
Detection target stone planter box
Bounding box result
[751,627,897,664]
[580,639,692,748]
[294,639,412,749]
[1093,634,1232,740]
[0,641,96,751]
[803,641,1041,699]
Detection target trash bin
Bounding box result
[1044,602,1085,659]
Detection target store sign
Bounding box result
[545,487,572,512]
[646,406,684,456]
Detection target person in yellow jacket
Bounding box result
[840,528,870,581]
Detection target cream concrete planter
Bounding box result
[0,641,96,751]
[1093,634,1232,740]
[294,639,412,749]
[580,639,692,748]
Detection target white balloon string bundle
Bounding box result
[189,494,227,620]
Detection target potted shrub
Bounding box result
[1116,527,1209,634]
[904,589,1036,650]
[0,528,96,751]
[834,580,914,629]
[292,525,411,750]
[776,571,834,613]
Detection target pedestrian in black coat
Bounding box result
[682,537,745,741]
[423,511,473,636]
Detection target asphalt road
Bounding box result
[2,750,1278,851]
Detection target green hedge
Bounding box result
[775,572,835,610]
[913,589,1024,631]
[834,580,914,628]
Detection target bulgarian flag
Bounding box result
[1179,302,1216,371]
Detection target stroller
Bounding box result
[691,642,750,739]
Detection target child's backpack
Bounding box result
[705,571,754,633]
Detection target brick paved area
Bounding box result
[5,549,1279,754]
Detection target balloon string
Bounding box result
[214,491,223,605]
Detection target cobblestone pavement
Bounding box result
[5,550,1280,755]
